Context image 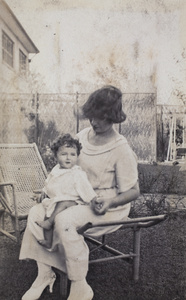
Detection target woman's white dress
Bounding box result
[19,127,138,281]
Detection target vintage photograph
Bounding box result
[0,0,186,299]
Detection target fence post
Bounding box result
[76,92,79,133]
[160,105,164,161]
[34,92,39,144]
[154,92,157,162]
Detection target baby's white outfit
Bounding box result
[42,164,97,217]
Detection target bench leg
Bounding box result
[133,227,141,281]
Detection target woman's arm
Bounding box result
[91,181,140,215]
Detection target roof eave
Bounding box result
[0,0,39,54]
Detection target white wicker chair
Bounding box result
[0,143,48,243]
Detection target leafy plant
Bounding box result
[23,112,60,171]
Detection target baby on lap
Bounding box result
[36,134,97,248]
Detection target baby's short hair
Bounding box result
[51,134,82,156]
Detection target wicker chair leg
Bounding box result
[0,210,5,230]
[59,271,69,299]
[11,216,21,244]
[133,227,141,281]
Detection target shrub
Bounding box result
[138,163,186,195]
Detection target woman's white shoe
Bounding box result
[22,271,56,300]
[67,279,94,300]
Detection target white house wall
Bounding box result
[0,18,30,93]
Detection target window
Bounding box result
[19,49,27,74]
[2,31,14,67]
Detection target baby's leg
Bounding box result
[37,201,77,248]
[36,218,53,230]
[38,229,53,248]
[37,201,77,230]
[52,201,77,222]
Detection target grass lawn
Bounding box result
[0,209,186,300]
[1,161,186,299]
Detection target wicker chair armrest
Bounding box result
[0,182,15,188]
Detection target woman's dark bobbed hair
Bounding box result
[51,134,82,157]
[82,85,126,124]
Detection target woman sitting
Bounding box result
[20,85,140,300]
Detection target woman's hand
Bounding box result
[31,193,41,203]
[90,197,112,215]
[31,190,46,203]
